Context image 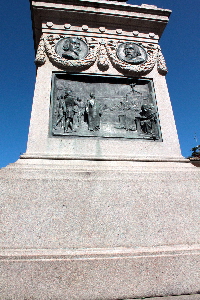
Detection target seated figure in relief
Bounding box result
[139,104,158,138]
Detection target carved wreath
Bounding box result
[35,34,99,71]
[106,40,167,76]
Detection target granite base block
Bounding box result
[1,159,200,299]
[1,246,200,300]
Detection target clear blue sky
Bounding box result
[0,0,199,168]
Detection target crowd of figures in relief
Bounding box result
[52,82,160,140]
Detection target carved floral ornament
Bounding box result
[35,34,168,75]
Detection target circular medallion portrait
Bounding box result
[55,37,89,60]
[117,42,147,64]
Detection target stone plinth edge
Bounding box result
[20,154,188,163]
[1,245,200,299]
[133,294,200,300]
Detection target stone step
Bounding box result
[132,294,200,300]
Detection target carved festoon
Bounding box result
[36,35,99,71]
[35,36,46,65]
[97,41,110,71]
[157,45,168,75]
[106,40,158,75]
[35,34,167,141]
[35,34,167,75]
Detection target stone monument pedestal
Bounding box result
[1,0,200,299]
[1,158,200,299]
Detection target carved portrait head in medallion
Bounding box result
[117,42,147,64]
[124,43,141,60]
[55,37,89,60]
[62,37,81,60]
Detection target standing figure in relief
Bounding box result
[116,101,136,131]
[85,93,101,131]
[116,101,126,129]
[73,97,84,131]
[54,95,66,129]
[63,90,75,132]
[124,105,137,131]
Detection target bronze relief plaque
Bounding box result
[117,42,147,64]
[50,73,161,140]
[55,37,88,60]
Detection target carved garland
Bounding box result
[157,45,168,75]
[35,34,99,71]
[35,36,46,65]
[97,42,110,71]
[45,35,99,71]
[35,34,168,75]
[106,40,158,76]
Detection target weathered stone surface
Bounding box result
[1,160,200,249]
[135,295,200,300]
[26,0,178,161]
[1,1,199,299]
[1,160,200,299]
[134,294,200,300]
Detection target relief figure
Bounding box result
[124,43,145,63]
[63,90,76,132]
[125,106,137,131]
[117,42,146,64]
[73,97,84,131]
[62,37,81,60]
[54,91,85,133]
[115,101,136,131]
[54,95,66,129]
[85,93,101,131]
[52,74,160,140]
[139,104,158,138]
[117,101,126,129]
